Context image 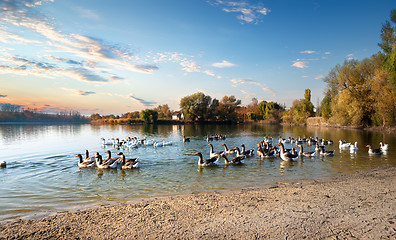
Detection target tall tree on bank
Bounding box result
[379,9,396,100]
[180,92,213,121]
[217,95,241,121]
[283,89,314,124]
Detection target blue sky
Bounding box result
[0,0,394,115]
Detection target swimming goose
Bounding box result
[319,146,334,156]
[103,150,120,165]
[0,160,6,168]
[350,142,358,153]
[207,144,224,158]
[95,153,118,169]
[183,136,190,142]
[84,150,98,162]
[117,152,139,169]
[194,152,218,167]
[240,144,254,157]
[339,140,351,150]
[298,145,316,157]
[222,143,235,154]
[220,154,245,165]
[277,142,298,161]
[379,142,389,151]
[366,145,382,155]
[76,154,96,168]
[257,144,276,159]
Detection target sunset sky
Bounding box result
[0,0,394,115]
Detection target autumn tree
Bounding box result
[217,95,241,121]
[154,104,172,119]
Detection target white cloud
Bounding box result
[300,50,316,54]
[262,87,277,97]
[292,61,308,68]
[347,54,354,60]
[209,0,270,24]
[314,75,325,80]
[324,52,331,55]
[231,78,260,86]
[212,60,236,68]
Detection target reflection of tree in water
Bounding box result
[0,124,82,144]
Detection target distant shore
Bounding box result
[1,166,395,239]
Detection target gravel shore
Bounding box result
[1,166,395,239]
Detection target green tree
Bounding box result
[140,109,158,123]
[379,9,396,99]
[259,100,284,120]
[180,92,212,121]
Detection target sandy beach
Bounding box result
[1,166,395,239]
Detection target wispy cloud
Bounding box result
[0,94,7,98]
[292,60,308,69]
[212,60,236,68]
[209,0,270,24]
[62,88,96,96]
[231,78,260,86]
[231,78,276,97]
[74,6,100,20]
[325,52,331,55]
[129,95,156,108]
[0,0,159,85]
[314,75,325,80]
[347,53,354,60]
[300,50,316,54]
[262,87,277,97]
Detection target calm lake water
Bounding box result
[0,123,395,222]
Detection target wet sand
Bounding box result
[1,166,395,239]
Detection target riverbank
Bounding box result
[1,166,395,239]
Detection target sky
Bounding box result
[0,0,394,115]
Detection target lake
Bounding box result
[0,123,395,222]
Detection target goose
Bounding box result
[277,142,298,161]
[95,154,118,169]
[350,142,358,153]
[257,144,276,159]
[339,140,351,150]
[103,150,120,165]
[206,135,214,142]
[319,146,334,156]
[84,150,97,162]
[222,143,235,154]
[298,145,316,157]
[207,144,224,158]
[76,154,96,168]
[194,152,218,167]
[220,154,245,165]
[379,142,389,151]
[183,136,190,142]
[366,145,382,155]
[0,160,6,168]
[117,152,139,169]
[240,144,254,157]
[101,138,113,145]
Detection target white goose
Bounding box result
[339,140,351,150]
[380,142,389,151]
[350,142,358,153]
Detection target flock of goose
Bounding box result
[73,135,390,170]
